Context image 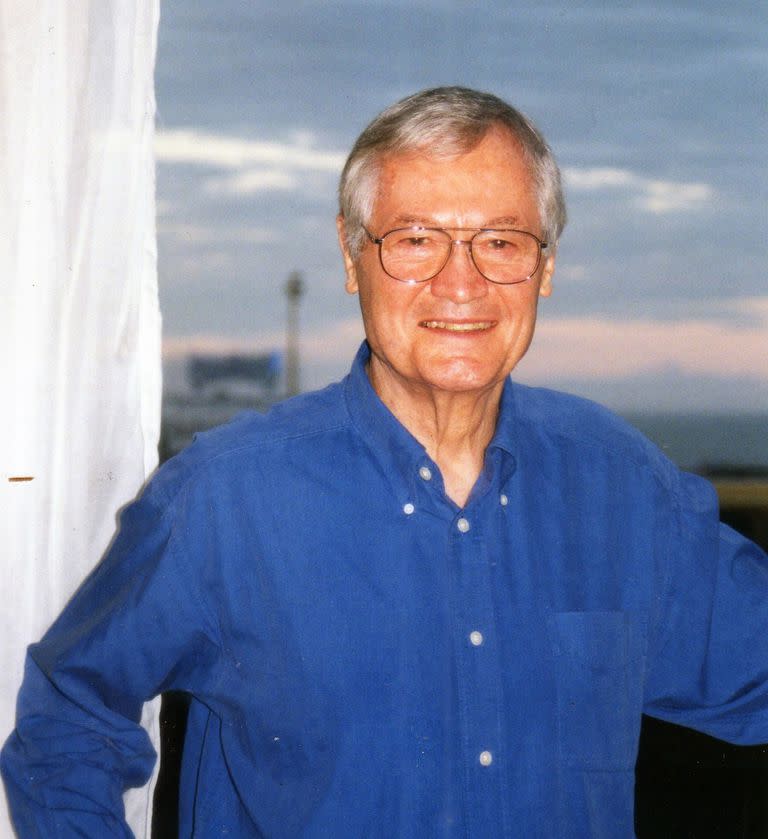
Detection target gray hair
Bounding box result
[338,86,567,258]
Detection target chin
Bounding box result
[420,360,505,394]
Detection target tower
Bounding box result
[284,271,304,398]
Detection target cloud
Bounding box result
[563,166,714,214]
[724,295,768,326]
[163,317,364,363]
[155,129,346,172]
[162,308,767,410]
[640,180,713,213]
[164,306,767,391]
[155,128,346,198]
[564,167,636,190]
[163,333,282,361]
[202,169,298,195]
[155,132,717,211]
[519,309,768,381]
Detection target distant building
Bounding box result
[187,352,282,396]
[161,352,284,461]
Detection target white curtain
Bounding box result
[0,0,162,835]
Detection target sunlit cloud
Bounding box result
[163,317,364,363]
[164,308,766,392]
[563,166,714,214]
[520,310,768,380]
[163,332,282,360]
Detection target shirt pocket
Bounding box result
[547,610,641,771]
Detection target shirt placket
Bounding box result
[447,501,509,837]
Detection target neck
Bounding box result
[368,359,503,508]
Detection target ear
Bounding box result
[538,252,555,298]
[336,215,359,295]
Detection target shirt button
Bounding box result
[469,630,484,646]
[418,466,432,481]
[403,502,415,515]
[457,517,470,533]
[500,493,509,506]
[479,750,493,767]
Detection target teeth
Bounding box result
[420,321,493,332]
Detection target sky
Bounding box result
[154,0,767,413]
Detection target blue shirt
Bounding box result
[3,342,768,838]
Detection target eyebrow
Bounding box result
[390,214,435,227]
[486,216,522,228]
[388,214,523,229]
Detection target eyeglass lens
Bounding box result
[381,228,541,284]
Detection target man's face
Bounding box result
[338,127,555,399]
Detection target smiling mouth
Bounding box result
[419,320,496,332]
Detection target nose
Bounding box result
[428,239,489,303]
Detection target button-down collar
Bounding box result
[344,342,518,509]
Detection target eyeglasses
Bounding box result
[363,226,548,285]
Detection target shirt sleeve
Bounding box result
[643,470,768,744]
[0,476,222,836]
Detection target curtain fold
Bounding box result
[0,1,162,834]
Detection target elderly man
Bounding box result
[3,87,768,837]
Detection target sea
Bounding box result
[623,413,768,475]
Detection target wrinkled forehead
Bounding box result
[367,128,540,218]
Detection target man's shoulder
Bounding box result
[511,382,675,477]
[513,381,633,432]
[151,381,352,497]
[195,380,349,453]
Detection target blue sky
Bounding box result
[155,1,767,412]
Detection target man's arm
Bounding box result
[644,471,768,743]
[1,478,221,835]
[2,657,155,837]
